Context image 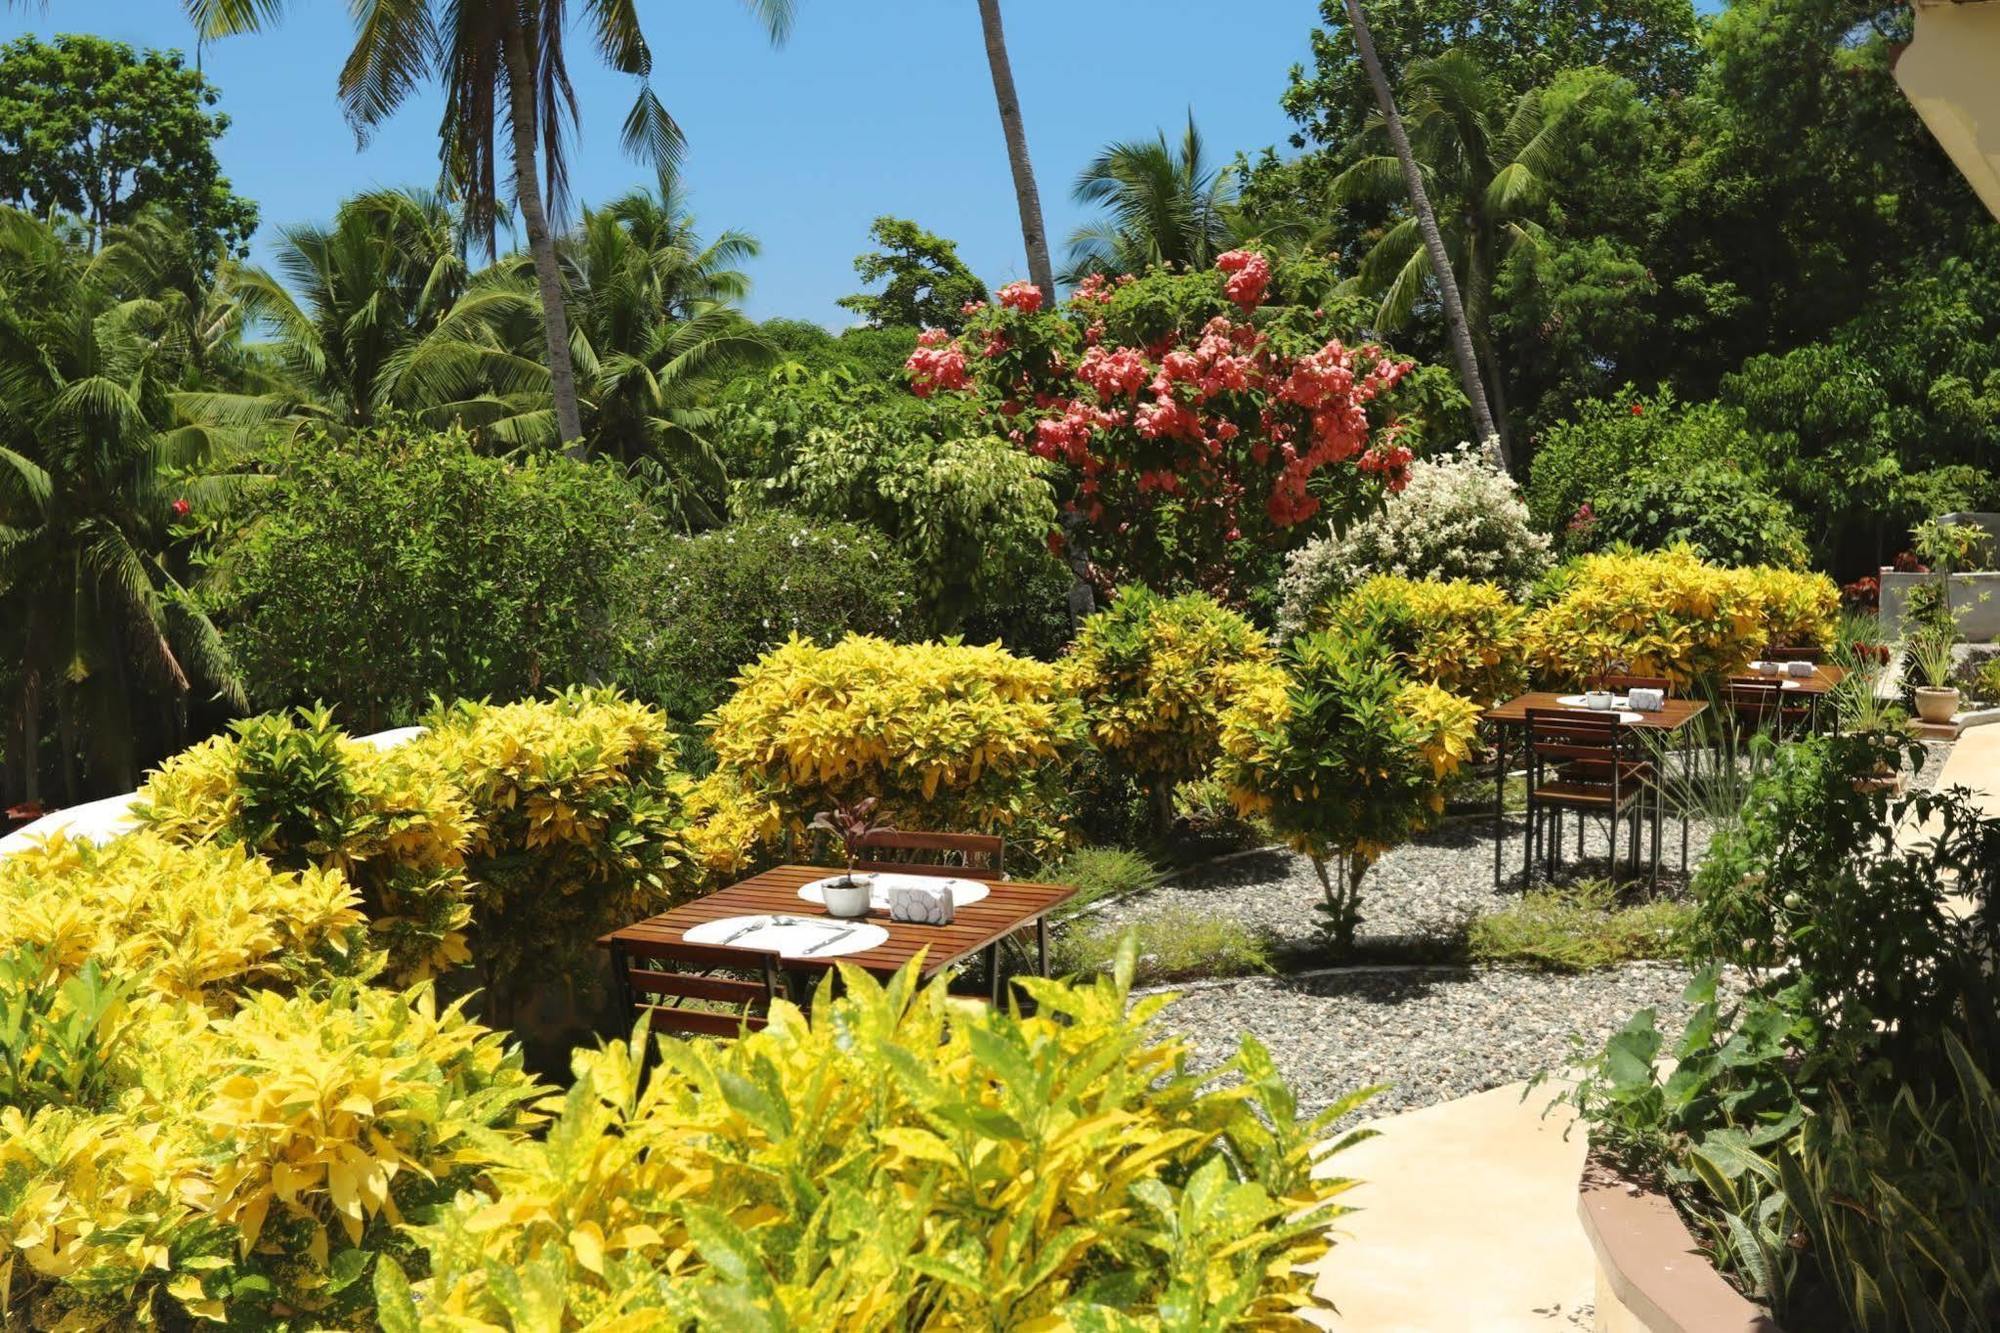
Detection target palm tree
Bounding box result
[1063,113,1238,284]
[976,0,1057,300]
[486,183,777,526]
[192,189,536,435]
[1339,1,1501,466]
[1335,48,1605,461]
[0,208,244,802]
[185,0,794,459]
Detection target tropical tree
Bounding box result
[197,188,534,435]
[975,0,1057,300]
[1334,50,1615,452]
[181,0,795,458]
[0,207,244,803]
[838,216,988,332]
[1063,113,1238,284]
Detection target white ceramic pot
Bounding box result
[821,876,874,919]
[1584,691,1615,711]
[1915,687,1960,725]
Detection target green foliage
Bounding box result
[1526,390,1760,534]
[742,374,1058,626]
[213,422,664,729]
[1061,589,1273,811]
[0,34,258,264]
[837,215,988,331]
[1055,912,1274,986]
[1464,882,1690,972]
[1064,112,1239,283]
[1583,462,1810,569]
[0,947,141,1114]
[390,954,1370,1328]
[1216,632,1478,951]
[624,510,917,724]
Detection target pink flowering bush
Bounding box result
[904,250,1428,594]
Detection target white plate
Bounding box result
[682,914,888,959]
[798,873,990,910]
[1555,694,1630,709]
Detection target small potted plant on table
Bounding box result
[810,798,894,918]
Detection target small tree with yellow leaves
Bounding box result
[1218,630,1477,951]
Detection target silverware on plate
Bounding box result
[801,926,857,956]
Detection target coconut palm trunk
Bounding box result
[499,7,587,454]
[976,0,1056,300]
[1341,0,1506,473]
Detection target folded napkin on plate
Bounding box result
[1628,687,1665,712]
[1784,661,1815,677]
[888,883,955,925]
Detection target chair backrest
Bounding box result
[852,829,1005,878]
[1761,645,1822,663]
[609,936,784,1040]
[1724,676,1803,726]
[1590,673,1670,695]
[1525,708,1627,775]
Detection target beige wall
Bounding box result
[1896,2,2000,222]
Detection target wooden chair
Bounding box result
[853,829,1005,878]
[1725,676,1811,738]
[1588,673,1670,695]
[607,936,786,1041]
[1524,709,1659,888]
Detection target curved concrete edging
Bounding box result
[1577,1155,1780,1333]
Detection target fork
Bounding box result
[715,917,773,945]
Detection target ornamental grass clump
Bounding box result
[1316,574,1527,705]
[383,946,1375,1329]
[1217,631,1478,951]
[1060,588,1273,831]
[706,634,1085,856]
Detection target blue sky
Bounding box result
[0,2,1321,326]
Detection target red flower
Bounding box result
[1215,250,1271,310]
[1630,402,1644,416]
[170,498,191,519]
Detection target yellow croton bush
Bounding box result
[1059,588,1273,808]
[1524,545,1836,688]
[1318,574,1528,706]
[705,633,1086,858]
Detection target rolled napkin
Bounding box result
[1784,660,1815,678]
[1628,687,1665,713]
[888,883,956,925]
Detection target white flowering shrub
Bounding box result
[1277,447,1552,637]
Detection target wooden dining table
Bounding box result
[598,864,1076,1005]
[1481,692,1711,888]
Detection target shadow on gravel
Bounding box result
[1267,966,1477,1006]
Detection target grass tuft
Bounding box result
[1466,880,1691,973]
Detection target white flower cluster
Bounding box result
[1276,444,1553,637]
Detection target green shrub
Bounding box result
[623,510,917,723]
[1526,390,1759,533]
[1465,882,1690,972]
[385,951,1366,1328]
[214,422,662,729]
[1579,462,1810,568]
[1055,911,1274,985]
[1216,632,1478,951]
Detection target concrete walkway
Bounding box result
[1935,721,2000,817]
[1308,1081,1595,1331]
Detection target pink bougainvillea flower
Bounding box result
[1215,250,1271,310]
[997,281,1043,314]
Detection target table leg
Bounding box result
[1492,725,1507,890]
[987,942,1003,1006]
[1036,917,1050,977]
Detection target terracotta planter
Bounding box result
[1914,686,1961,724]
[1577,1154,1781,1333]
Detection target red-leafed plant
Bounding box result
[810,797,894,883]
[907,251,1429,595]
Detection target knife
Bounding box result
[801,926,858,956]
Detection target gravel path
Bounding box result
[1154,961,1730,1128]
